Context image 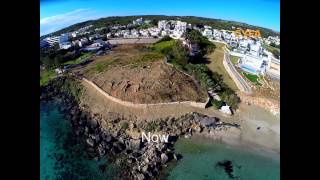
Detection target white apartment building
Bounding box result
[239,55,265,75]
[202,28,213,38]
[158,20,168,30]
[249,42,261,57]
[71,32,78,38]
[59,34,70,43]
[265,36,280,46]
[139,29,150,37]
[175,21,187,32]
[213,29,222,40]
[161,30,169,37]
[45,36,60,46]
[266,57,280,79]
[59,42,72,49]
[148,28,160,37]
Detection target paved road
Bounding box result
[223,50,252,94]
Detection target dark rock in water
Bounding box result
[216,160,237,179]
[199,117,217,127]
[99,164,107,173]
[111,146,121,154]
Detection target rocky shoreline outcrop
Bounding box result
[40,76,241,180]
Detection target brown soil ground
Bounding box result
[80,79,235,122]
[253,76,280,102]
[71,44,208,103]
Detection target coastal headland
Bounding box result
[40,34,279,179]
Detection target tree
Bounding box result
[169,41,188,66]
[220,88,240,109]
[185,29,215,58]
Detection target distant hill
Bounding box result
[41,15,279,39]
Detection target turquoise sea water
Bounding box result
[166,138,280,180]
[40,101,117,180]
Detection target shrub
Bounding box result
[146,121,158,132]
[220,88,240,109]
[211,99,223,109]
[156,35,172,43]
[96,64,104,72]
[120,122,129,130]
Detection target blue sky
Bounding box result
[40,0,280,36]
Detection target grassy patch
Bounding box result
[61,77,83,102]
[206,42,238,91]
[92,51,163,73]
[137,23,153,30]
[129,52,163,68]
[63,52,92,65]
[120,122,129,130]
[211,99,223,109]
[145,121,158,132]
[40,69,56,86]
[151,39,175,54]
[242,72,261,85]
[230,55,239,65]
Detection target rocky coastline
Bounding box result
[40,76,241,180]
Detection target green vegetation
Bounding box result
[270,42,280,49]
[96,64,105,73]
[206,42,238,91]
[40,48,82,69]
[167,41,189,66]
[146,121,158,132]
[151,37,175,54]
[63,52,92,65]
[262,43,280,59]
[137,23,153,30]
[220,89,240,110]
[154,36,240,109]
[93,50,164,73]
[61,77,83,102]
[120,122,129,130]
[230,55,239,65]
[40,69,56,86]
[185,29,216,58]
[211,99,223,109]
[242,72,261,86]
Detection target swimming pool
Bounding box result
[240,65,258,75]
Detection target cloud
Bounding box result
[40,8,100,36]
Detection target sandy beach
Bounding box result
[192,103,280,158]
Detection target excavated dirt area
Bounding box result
[91,61,207,103]
[72,44,208,104]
